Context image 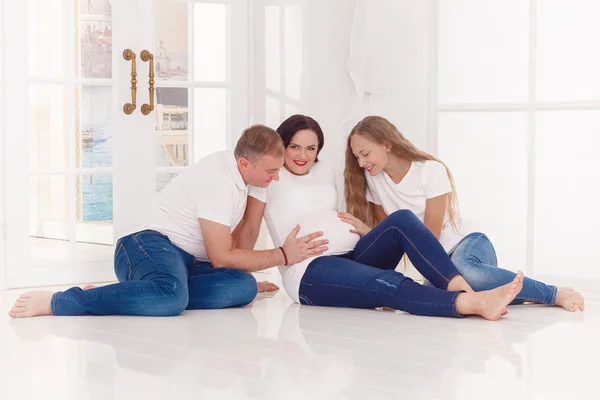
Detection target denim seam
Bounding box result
[460,233,498,266]
[354,226,452,285]
[463,233,485,264]
[445,271,462,290]
[298,294,313,305]
[115,243,133,280]
[300,282,457,314]
[123,244,133,280]
[549,285,557,305]
[132,233,158,270]
[450,290,466,318]
[96,285,168,298]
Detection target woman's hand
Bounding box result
[338,212,371,237]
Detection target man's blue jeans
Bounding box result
[50,230,258,316]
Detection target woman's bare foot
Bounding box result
[257,281,279,293]
[556,288,585,312]
[82,284,97,291]
[456,271,524,321]
[8,291,54,318]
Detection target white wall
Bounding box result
[251,0,433,280]
[252,0,433,168]
[0,0,6,290]
[251,0,357,251]
[435,1,600,283]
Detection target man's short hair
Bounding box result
[234,124,284,162]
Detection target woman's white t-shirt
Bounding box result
[250,161,360,303]
[365,160,471,253]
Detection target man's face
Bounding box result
[239,154,284,188]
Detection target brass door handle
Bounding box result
[140,50,155,115]
[122,49,137,115]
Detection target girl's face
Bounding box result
[349,134,390,176]
[284,129,320,175]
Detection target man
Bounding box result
[9,124,328,318]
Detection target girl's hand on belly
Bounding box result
[337,212,371,237]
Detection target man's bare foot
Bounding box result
[456,271,524,321]
[556,288,585,312]
[82,284,97,291]
[8,291,53,318]
[257,281,279,293]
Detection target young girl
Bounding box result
[344,116,584,312]
[238,114,524,321]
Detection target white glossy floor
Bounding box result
[2,271,600,400]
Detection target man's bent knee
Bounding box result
[225,269,258,307]
[203,269,258,309]
[151,284,189,316]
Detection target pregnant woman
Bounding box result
[237,114,524,320]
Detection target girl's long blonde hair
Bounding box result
[344,116,460,230]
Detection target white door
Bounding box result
[126,0,249,224]
[3,0,248,288]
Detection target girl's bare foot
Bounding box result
[456,271,524,321]
[82,284,97,291]
[8,291,53,318]
[556,288,585,312]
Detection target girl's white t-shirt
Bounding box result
[365,160,471,253]
[250,161,360,303]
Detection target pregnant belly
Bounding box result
[284,210,360,256]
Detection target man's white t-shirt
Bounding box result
[121,151,249,260]
[365,160,471,253]
[250,161,360,303]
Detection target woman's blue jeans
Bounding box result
[299,210,466,318]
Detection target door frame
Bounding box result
[1,0,7,290]
[2,0,139,288]
[2,0,251,289]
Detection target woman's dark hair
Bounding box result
[276,114,324,162]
